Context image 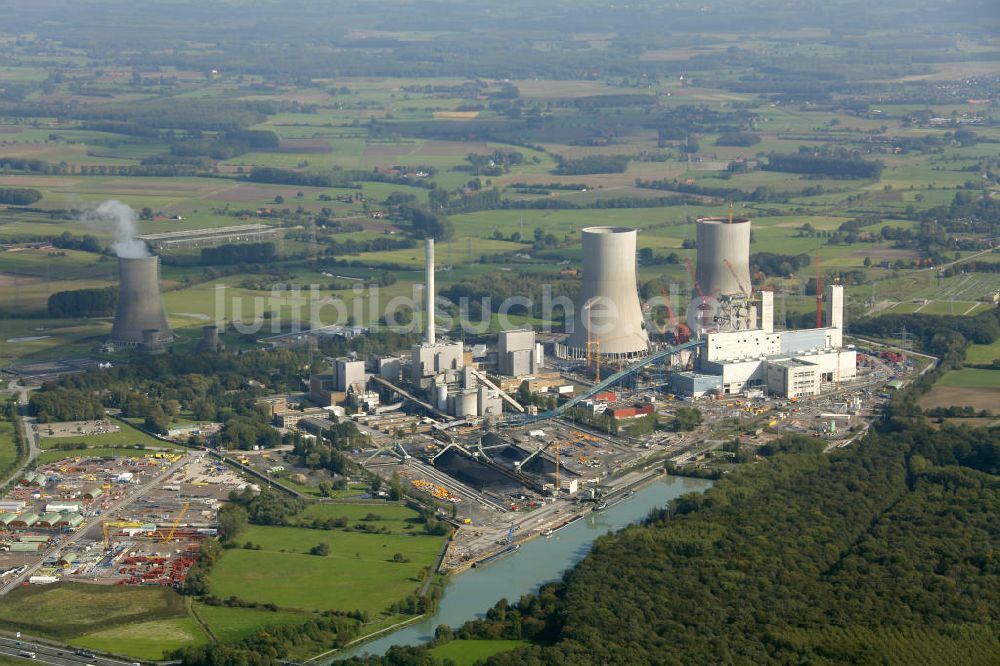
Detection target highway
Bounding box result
[0,453,191,596]
[0,634,136,666]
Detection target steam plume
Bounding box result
[84,200,150,258]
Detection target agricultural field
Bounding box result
[919,368,1000,413]
[208,523,444,614]
[936,368,1000,390]
[0,29,995,368]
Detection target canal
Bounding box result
[331,474,714,660]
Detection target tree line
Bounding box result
[47,286,117,318]
[763,152,883,179]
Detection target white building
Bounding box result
[690,284,855,397]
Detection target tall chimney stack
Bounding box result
[425,238,435,345]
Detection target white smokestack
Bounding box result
[84,200,150,258]
[425,238,435,345]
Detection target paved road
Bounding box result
[0,634,136,666]
[0,382,40,490]
[0,453,190,596]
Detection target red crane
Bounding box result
[659,286,690,343]
[722,258,750,297]
[683,257,706,299]
[815,253,823,328]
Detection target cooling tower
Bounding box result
[108,256,173,347]
[565,227,648,358]
[695,217,752,297]
[196,325,225,353]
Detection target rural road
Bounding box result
[0,381,40,490]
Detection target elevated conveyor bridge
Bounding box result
[506,339,705,426]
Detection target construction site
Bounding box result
[0,453,243,591]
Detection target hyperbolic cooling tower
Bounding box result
[566,227,648,358]
[108,256,173,347]
[695,217,752,297]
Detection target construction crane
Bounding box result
[723,258,750,297]
[815,254,823,328]
[594,340,601,382]
[585,299,594,372]
[161,503,190,543]
[554,439,560,497]
[504,523,517,545]
[684,256,713,332]
[660,286,691,344]
[683,257,706,300]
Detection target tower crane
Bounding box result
[659,286,689,344]
[815,254,823,328]
[161,503,190,543]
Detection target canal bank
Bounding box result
[328,473,714,661]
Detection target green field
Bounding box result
[966,339,1000,365]
[37,420,175,450]
[0,416,17,477]
[936,368,1000,389]
[209,524,444,614]
[193,603,313,643]
[0,583,206,659]
[429,640,534,665]
[296,502,424,533]
[74,617,207,661]
[35,446,161,465]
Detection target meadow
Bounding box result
[37,419,172,450]
[0,583,207,659]
[0,418,17,478]
[208,524,444,614]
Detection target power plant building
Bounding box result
[562,227,649,359]
[498,329,543,377]
[108,256,173,348]
[692,283,855,398]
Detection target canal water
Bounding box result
[332,474,714,660]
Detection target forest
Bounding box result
[345,420,1000,665]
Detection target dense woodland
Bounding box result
[345,421,1000,665]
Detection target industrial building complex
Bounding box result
[10,211,905,582]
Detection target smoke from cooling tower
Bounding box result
[84,200,150,258]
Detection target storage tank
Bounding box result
[108,256,173,347]
[565,227,648,358]
[695,217,752,297]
